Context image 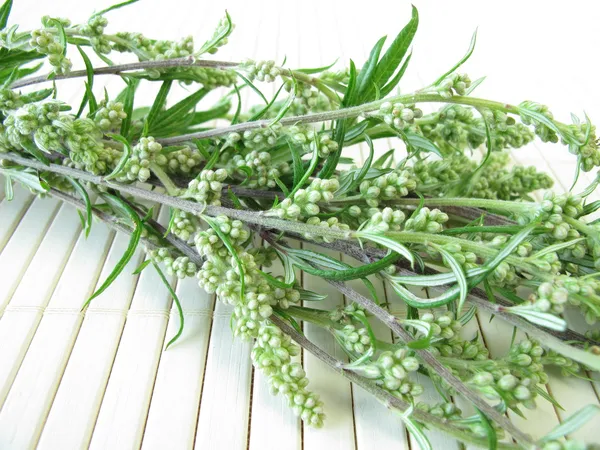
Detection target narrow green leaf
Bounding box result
[366,6,418,100]
[288,144,319,198]
[119,77,139,138]
[379,51,412,98]
[259,270,294,289]
[270,78,296,125]
[297,288,326,302]
[47,18,67,55]
[231,84,242,124]
[133,258,151,274]
[404,131,443,157]
[82,193,141,309]
[356,36,386,102]
[356,232,415,267]
[4,175,13,200]
[153,261,185,349]
[0,0,13,30]
[247,83,285,121]
[153,87,208,130]
[507,308,567,332]
[93,0,139,16]
[475,408,497,450]
[433,29,477,86]
[198,11,233,55]
[146,80,172,132]
[66,177,92,237]
[1,167,48,194]
[540,405,600,442]
[431,243,468,313]
[399,406,432,450]
[296,59,338,74]
[236,71,268,104]
[103,134,131,181]
[75,46,97,117]
[20,139,50,164]
[338,134,375,196]
[202,215,245,297]
[289,142,304,189]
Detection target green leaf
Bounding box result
[152,261,185,349]
[247,83,285,121]
[355,36,386,103]
[103,134,131,181]
[191,99,232,125]
[475,408,497,450]
[93,0,139,16]
[202,215,245,298]
[355,232,415,267]
[66,177,92,237]
[153,87,208,130]
[372,149,395,168]
[288,143,319,198]
[75,46,97,117]
[399,406,432,450]
[119,77,139,138]
[275,249,297,285]
[507,308,567,332]
[379,52,412,98]
[0,0,12,30]
[4,175,13,200]
[0,167,48,194]
[20,139,50,164]
[297,288,326,302]
[337,134,375,196]
[433,29,477,86]
[82,193,142,309]
[528,238,586,260]
[363,6,418,101]
[198,11,233,55]
[289,142,304,189]
[318,60,357,179]
[231,84,242,124]
[236,71,268,105]
[431,243,468,313]
[270,78,296,125]
[404,131,443,157]
[133,258,151,274]
[296,59,338,74]
[46,18,67,55]
[540,405,600,442]
[259,270,294,289]
[459,305,477,325]
[145,80,172,132]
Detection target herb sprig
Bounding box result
[1,1,600,448]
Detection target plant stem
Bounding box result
[269,315,523,450]
[10,57,241,89]
[261,234,535,446]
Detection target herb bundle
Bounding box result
[1,1,600,448]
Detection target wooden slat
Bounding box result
[0,212,114,448]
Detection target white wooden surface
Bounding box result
[1,1,600,449]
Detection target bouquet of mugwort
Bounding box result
[1,0,600,448]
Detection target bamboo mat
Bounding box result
[1,1,600,449]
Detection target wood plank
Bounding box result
[0,201,82,409]
[0,195,61,315]
[36,229,145,450]
[0,218,114,448]
[87,208,174,450]
[193,302,253,450]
